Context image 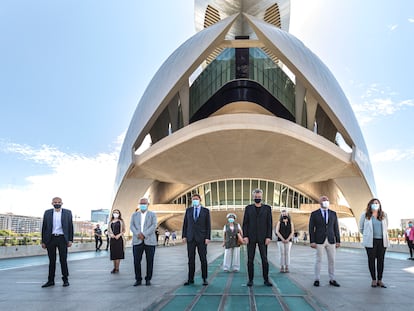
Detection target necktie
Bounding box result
[194,207,199,221]
[323,210,328,224]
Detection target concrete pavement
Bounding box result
[0,242,413,310]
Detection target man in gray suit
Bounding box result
[130,197,158,286]
[41,196,73,287]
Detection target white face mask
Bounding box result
[321,201,329,209]
[113,213,119,219]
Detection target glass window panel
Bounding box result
[218,180,226,205]
[235,179,242,205]
[243,180,250,205]
[268,182,274,205]
[273,183,280,206]
[211,182,218,206]
[226,180,234,205]
[204,183,211,207]
[259,180,267,203]
[251,179,259,192]
[280,186,287,207]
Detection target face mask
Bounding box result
[113,213,119,218]
[53,204,62,209]
[228,218,235,223]
[192,199,200,207]
[409,224,413,228]
[282,216,288,220]
[140,204,148,211]
[321,201,329,209]
[254,198,261,204]
[371,203,379,210]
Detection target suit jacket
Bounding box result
[130,211,157,246]
[309,208,340,244]
[182,206,211,243]
[41,208,74,245]
[359,212,390,248]
[242,204,273,243]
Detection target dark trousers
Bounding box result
[365,238,386,281]
[187,240,208,281]
[46,235,69,281]
[247,242,269,282]
[95,236,102,249]
[133,244,155,281]
[407,239,413,258]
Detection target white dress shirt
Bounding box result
[53,210,64,234]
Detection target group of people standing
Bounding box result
[40,192,394,290]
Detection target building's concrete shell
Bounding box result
[112,1,375,233]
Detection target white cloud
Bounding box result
[351,83,414,125]
[371,148,414,163]
[0,141,121,220]
[388,24,398,31]
[408,18,414,23]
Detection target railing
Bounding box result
[0,235,132,247]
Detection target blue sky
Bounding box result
[0,0,413,229]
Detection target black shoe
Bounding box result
[145,280,151,286]
[133,281,142,286]
[62,280,70,287]
[184,280,194,286]
[247,280,253,287]
[329,280,340,287]
[202,279,208,286]
[313,280,320,287]
[41,281,55,288]
[264,280,273,287]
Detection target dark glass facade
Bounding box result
[189,48,295,120]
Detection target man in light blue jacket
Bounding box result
[130,197,158,286]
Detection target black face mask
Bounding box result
[254,198,261,204]
[282,216,288,220]
[53,204,62,209]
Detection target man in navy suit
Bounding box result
[242,188,273,287]
[309,195,341,287]
[41,197,74,287]
[182,194,211,286]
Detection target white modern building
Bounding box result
[112,0,375,232]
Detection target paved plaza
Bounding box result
[0,242,413,310]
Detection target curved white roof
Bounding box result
[113,13,375,213]
[244,13,375,195]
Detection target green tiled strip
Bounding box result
[151,247,322,311]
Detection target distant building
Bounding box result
[91,209,109,224]
[0,213,42,234]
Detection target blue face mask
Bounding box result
[228,218,235,223]
[140,204,148,211]
[192,199,200,207]
[371,203,379,211]
[408,223,412,228]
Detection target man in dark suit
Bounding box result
[182,193,211,286]
[242,188,273,287]
[41,196,74,287]
[309,195,341,287]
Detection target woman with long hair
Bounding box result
[107,209,125,273]
[359,198,390,288]
[275,210,294,273]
